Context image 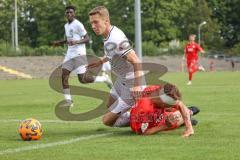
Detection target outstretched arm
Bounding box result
[125,50,144,100]
[51,40,67,46]
[86,56,108,69]
[177,101,194,137]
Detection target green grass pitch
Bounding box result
[0,72,240,160]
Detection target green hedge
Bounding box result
[142,41,185,56]
[1,41,216,57]
[0,43,66,56]
[0,42,97,57]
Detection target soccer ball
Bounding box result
[18,118,43,141]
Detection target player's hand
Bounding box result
[67,40,78,46]
[86,60,102,69]
[182,128,194,138]
[131,86,143,100]
[51,41,61,46]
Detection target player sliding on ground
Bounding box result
[87,6,145,128]
[87,6,194,137]
[184,34,205,85]
[52,5,112,107]
[130,84,199,136]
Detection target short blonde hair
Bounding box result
[89,6,109,20]
[189,34,196,38]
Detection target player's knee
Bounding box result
[78,77,87,84]
[62,75,69,87]
[102,116,114,127]
[78,75,93,84]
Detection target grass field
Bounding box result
[0,72,240,160]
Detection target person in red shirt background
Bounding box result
[184,34,205,85]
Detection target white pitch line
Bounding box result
[0,133,112,155]
[0,119,102,124]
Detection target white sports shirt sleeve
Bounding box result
[103,26,134,82]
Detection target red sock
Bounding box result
[189,72,193,81]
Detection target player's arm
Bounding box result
[183,45,188,60]
[67,34,90,46]
[125,50,143,99]
[176,100,194,137]
[87,56,108,69]
[143,125,167,135]
[197,44,205,54]
[51,40,67,46]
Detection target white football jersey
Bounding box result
[104,26,134,83]
[64,19,87,58]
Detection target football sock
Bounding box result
[113,112,130,127]
[189,72,193,81]
[63,88,71,100]
[94,76,107,82]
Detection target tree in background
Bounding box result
[181,0,222,50]
[0,0,240,56]
[208,0,240,48]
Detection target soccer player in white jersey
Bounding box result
[52,5,112,107]
[88,6,145,127]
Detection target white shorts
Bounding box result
[109,80,135,114]
[62,55,87,74]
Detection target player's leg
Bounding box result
[72,55,107,83]
[102,81,133,127]
[103,97,132,126]
[77,72,94,83]
[187,60,193,85]
[75,59,112,88]
[188,106,200,116]
[77,72,112,88]
[102,94,118,126]
[187,59,198,85]
[61,57,75,107]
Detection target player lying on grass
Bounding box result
[130,84,197,137]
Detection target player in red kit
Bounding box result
[184,34,205,85]
[130,84,199,137]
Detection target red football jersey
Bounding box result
[130,97,165,134]
[130,85,180,134]
[184,42,203,60]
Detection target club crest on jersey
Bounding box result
[119,40,131,51]
[141,123,149,133]
[105,42,117,52]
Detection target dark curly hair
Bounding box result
[65,5,76,11]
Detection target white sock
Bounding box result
[113,112,130,127]
[94,76,107,82]
[63,88,71,100]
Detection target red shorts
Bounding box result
[187,58,198,73]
